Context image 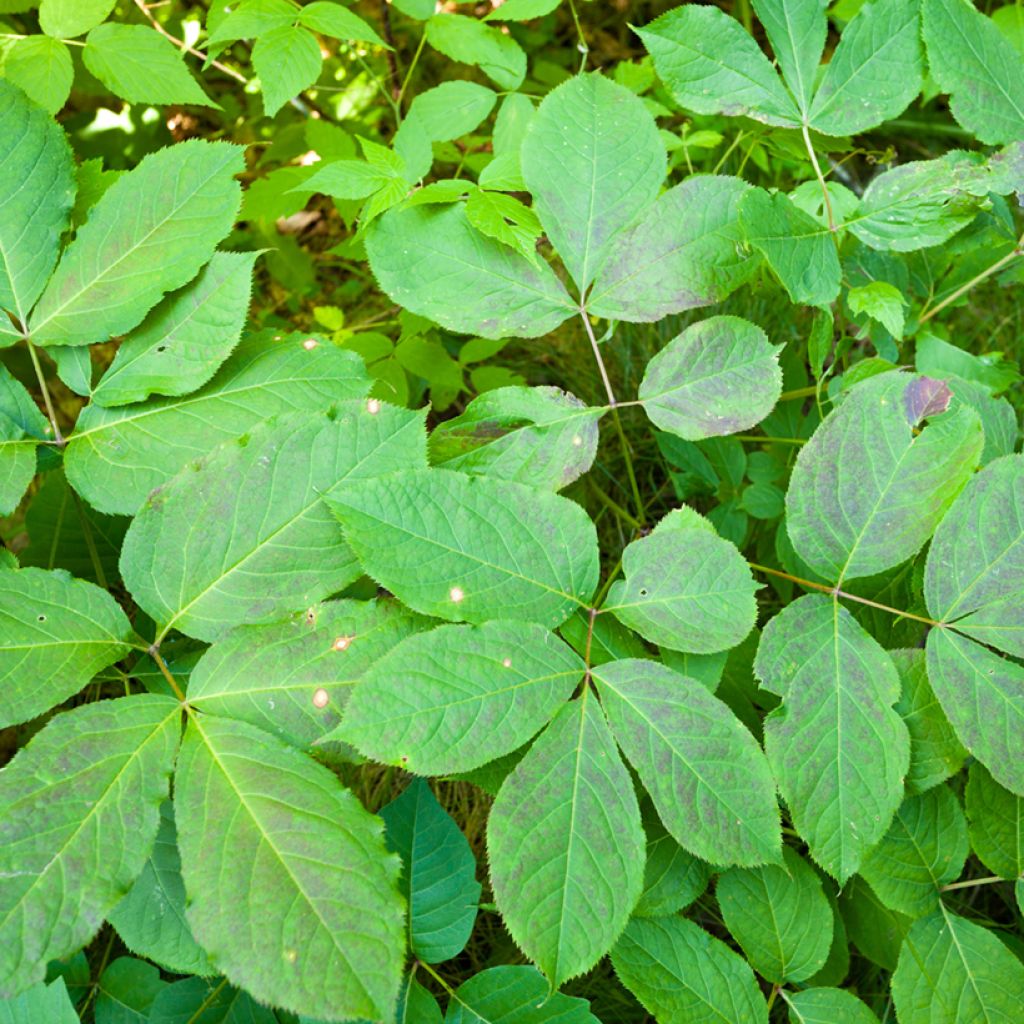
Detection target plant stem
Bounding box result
[26,340,64,446]
[416,959,456,996]
[78,928,116,1017]
[567,0,589,71]
[396,33,427,109]
[71,488,108,590]
[918,232,1024,324]
[801,121,836,234]
[132,0,247,83]
[588,479,643,530]
[148,645,187,703]
[941,875,1005,892]
[732,434,806,445]
[748,562,945,628]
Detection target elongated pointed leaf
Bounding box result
[0,419,35,517]
[444,966,599,1024]
[0,695,180,995]
[752,0,826,116]
[189,598,427,749]
[892,907,1024,1022]
[924,453,1023,656]
[587,175,757,322]
[638,5,798,126]
[965,763,1024,880]
[809,0,923,135]
[327,468,598,628]
[0,566,133,727]
[0,80,75,322]
[428,386,601,490]
[593,658,781,867]
[604,508,758,654]
[92,251,259,407]
[923,0,1024,143]
[755,594,910,882]
[30,140,242,347]
[639,315,782,441]
[634,810,710,918]
[858,786,968,917]
[66,332,369,515]
[381,780,480,964]
[612,916,769,1024]
[718,847,833,982]
[174,715,405,1021]
[121,403,426,643]
[335,620,584,774]
[366,204,575,340]
[521,73,664,292]
[787,373,983,583]
[487,693,645,986]
[107,801,213,976]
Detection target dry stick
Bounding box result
[748,561,945,628]
[132,0,247,83]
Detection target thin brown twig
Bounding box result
[132,0,247,83]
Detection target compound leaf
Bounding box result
[0,695,180,995]
[786,373,983,583]
[30,140,242,347]
[755,594,910,882]
[593,658,782,867]
[335,620,584,775]
[327,468,598,628]
[717,847,833,983]
[638,315,782,441]
[487,692,645,987]
[380,780,480,964]
[174,715,405,1022]
[752,0,826,117]
[0,566,133,728]
[121,403,426,643]
[521,73,665,292]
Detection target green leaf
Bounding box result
[484,0,561,19]
[148,977,276,1024]
[0,694,180,994]
[121,403,426,643]
[65,332,369,515]
[784,988,880,1024]
[303,159,402,200]
[892,907,1024,1022]
[464,188,542,265]
[923,0,1024,144]
[487,692,645,986]
[253,26,322,117]
[2,37,72,115]
[206,0,295,45]
[755,594,910,882]
[107,801,213,976]
[718,847,833,983]
[925,628,1024,795]
[0,978,78,1024]
[404,81,496,141]
[95,957,165,1023]
[0,80,75,322]
[424,14,526,91]
[633,809,710,917]
[30,140,242,347]
[0,566,133,727]
[638,4,798,126]
[925,453,1024,656]
[839,876,912,970]
[604,509,759,654]
[965,762,1024,880]
[738,188,840,307]
[847,281,905,338]
[429,386,602,490]
[521,73,665,292]
[587,175,758,322]
[297,1,388,46]
[444,966,599,1024]
[787,373,983,583]
[327,468,598,628]
[639,315,782,441]
[0,415,35,517]
[174,715,405,1021]
[188,598,426,749]
[752,0,826,116]
[82,24,215,107]
[381,780,480,964]
[593,658,782,866]
[334,620,584,774]
[365,204,575,339]
[612,915,769,1024]
[39,0,113,37]
[891,649,967,794]
[858,786,969,917]
[808,0,923,135]
[91,251,259,407]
